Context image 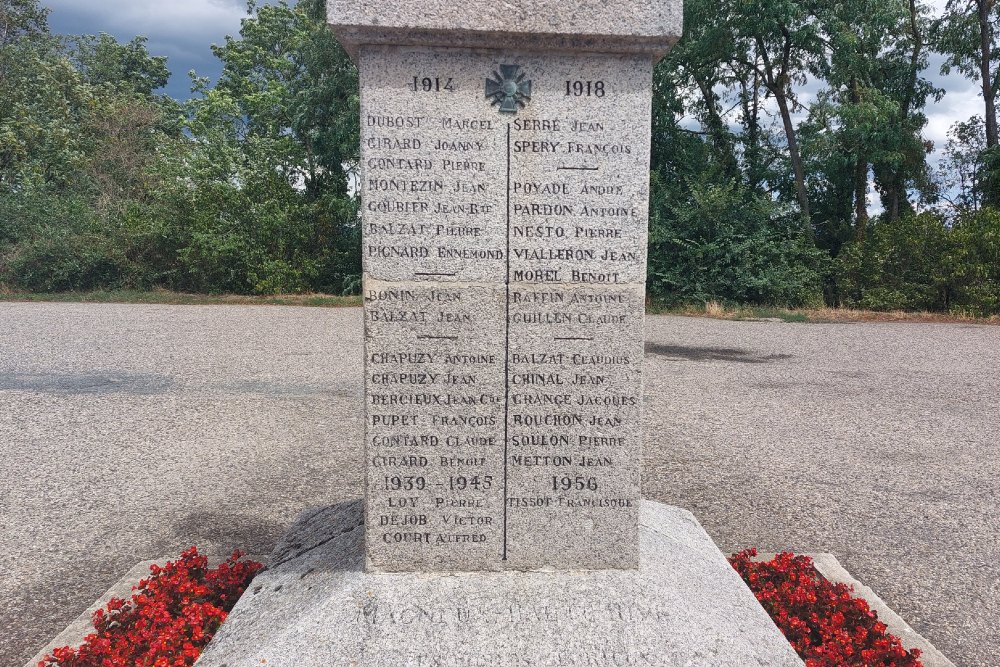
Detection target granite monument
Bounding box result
[359,33,653,575]
[195,2,806,664]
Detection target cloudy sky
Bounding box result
[45,0,983,158]
[45,0,262,99]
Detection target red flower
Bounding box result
[729,549,923,667]
[40,548,263,667]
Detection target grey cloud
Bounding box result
[46,0,255,98]
[46,0,247,41]
[45,0,988,151]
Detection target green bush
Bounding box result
[946,208,1000,316]
[647,176,827,307]
[1,189,126,291]
[836,210,1000,315]
[837,213,950,311]
[0,184,187,292]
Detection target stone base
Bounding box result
[196,501,803,667]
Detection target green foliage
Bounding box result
[837,213,952,311]
[0,0,360,296]
[932,0,999,148]
[646,0,1000,315]
[72,34,169,96]
[648,174,826,307]
[983,146,1000,207]
[0,0,48,47]
[647,0,827,308]
[837,210,1000,314]
[939,116,989,210]
[0,0,998,317]
[933,0,999,95]
[0,185,148,291]
[170,0,360,295]
[946,208,1000,314]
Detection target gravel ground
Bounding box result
[1,303,995,667]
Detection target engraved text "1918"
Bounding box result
[566,80,606,97]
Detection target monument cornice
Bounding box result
[328,0,682,59]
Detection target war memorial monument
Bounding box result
[196,1,805,664]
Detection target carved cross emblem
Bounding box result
[485,64,532,114]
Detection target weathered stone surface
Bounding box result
[365,281,644,571]
[329,0,683,58]
[365,280,507,572]
[359,45,652,572]
[359,48,651,284]
[195,501,805,667]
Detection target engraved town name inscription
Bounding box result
[363,48,651,572]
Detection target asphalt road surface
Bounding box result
[1,303,995,666]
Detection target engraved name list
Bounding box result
[363,48,651,572]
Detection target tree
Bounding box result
[815,0,903,239]
[72,34,170,97]
[204,0,358,191]
[0,33,93,191]
[798,94,858,254]
[0,1,185,291]
[939,116,989,211]
[0,0,994,312]
[810,0,939,238]
[723,0,826,234]
[982,145,1000,205]
[935,0,999,148]
[649,31,826,307]
[0,0,47,47]
[868,0,940,222]
[647,175,826,307]
[662,0,740,180]
[178,0,360,294]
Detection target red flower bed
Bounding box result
[37,545,923,666]
[40,547,263,667]
[730,549,922,667]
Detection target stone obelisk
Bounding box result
[195,4,806,665]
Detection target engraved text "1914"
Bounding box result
[411,76,455,92]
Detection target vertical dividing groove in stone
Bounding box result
[503,121,512,563]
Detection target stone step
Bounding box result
[195,500,804,667]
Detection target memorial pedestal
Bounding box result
[195,500,804,667]
[197,4,804,665]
